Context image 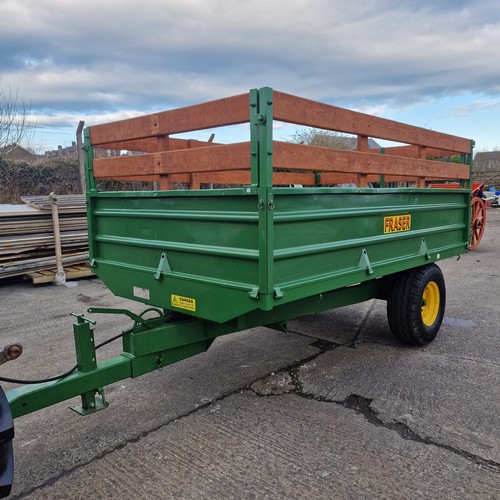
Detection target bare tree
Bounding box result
[0,83,32,151]
[289,128,356,150]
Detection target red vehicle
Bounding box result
[429,182,486,250]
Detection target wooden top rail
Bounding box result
[273,141,470,180]
[273,91,472,155]
[93,139,468,185]
[379,145,463,159]
[93,137,219,153]
[88,87,472,189]
[93,142,250,179]
[90,93,249,147]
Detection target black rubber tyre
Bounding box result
[387,264,446,345]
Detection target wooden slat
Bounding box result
[90,93,249,146]
[2,252,89,279]
[319,173,359,184]
[273,91,472,154]
[101,174,160,182]
[273,141,470,180]
[380,145,464,158]
[273,172,316,185]
[169,174,191,184]
[0,197,89,281]
[21,195,86,211]
[0,205,48,217]
[93,142,251,179]
[94,154,154,178]
[162,141,247,175]
[95,137,219,153]
[26,263,93,284]
[156,135,170,190]
[22,195,81,206]
[190,171,251,185]
[357,135,369,152]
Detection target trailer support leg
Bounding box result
[70,313,108,415]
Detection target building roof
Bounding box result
[0,144,37,161]
[474,151,500,163]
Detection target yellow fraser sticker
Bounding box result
[384,214,411,234]
[171,294,196,312]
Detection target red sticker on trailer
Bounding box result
[384,215,411,234]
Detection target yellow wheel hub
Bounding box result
[421,281,440,327]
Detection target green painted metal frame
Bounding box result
[5,87,474,420]
[7,277,387,419]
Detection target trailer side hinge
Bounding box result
[249,287,259,299]
[419,239,431,260]
[154,251,171,280]
[359,249,374,275]
[274,287,284,299]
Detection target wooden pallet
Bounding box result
[21,195,86,211]
[1,196,88,280]
[25,264,94,284]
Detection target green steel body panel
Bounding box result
[87,187,469,323]
[89,191,261,323]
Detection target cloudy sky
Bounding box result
[1,0,499,151]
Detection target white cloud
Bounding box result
[1,0,500,149]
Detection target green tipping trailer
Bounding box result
[0,87,474,497]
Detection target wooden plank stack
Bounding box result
[0,195,91,281]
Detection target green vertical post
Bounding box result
[73,315,96,372]
[84,128,98,267]
[379,148,385,187]
[255,87,275,310]
[257,87,274,189]
[249,89,259,186]
[71,314,108,415]
[84,128,96,193]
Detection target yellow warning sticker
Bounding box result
[171,294,196,312]
[384,214,411,234]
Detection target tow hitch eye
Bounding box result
[0,344,23,366]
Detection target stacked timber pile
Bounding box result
[0,195,90,282]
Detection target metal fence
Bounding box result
[1,123,497,204]
[0,124,83,204]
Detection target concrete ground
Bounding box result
[1,210,499,499]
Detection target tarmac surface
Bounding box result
[1,209,499,499]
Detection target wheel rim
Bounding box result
[470,197,486,250]
[421,281,440,327]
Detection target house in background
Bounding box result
[474,151,500,187]
[0,144,37,162]
[44,142,78,158]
